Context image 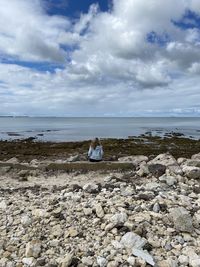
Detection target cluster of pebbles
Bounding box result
[0,152,200,267]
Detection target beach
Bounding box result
[0,136,200,266]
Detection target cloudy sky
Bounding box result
[0,0,200,116]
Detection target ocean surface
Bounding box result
[0,117,200,142]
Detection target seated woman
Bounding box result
[88,137,103,162]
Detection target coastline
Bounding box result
[0,134,200,162]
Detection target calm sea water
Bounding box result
[0,117,199,142]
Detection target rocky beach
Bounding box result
[0,136,200,267]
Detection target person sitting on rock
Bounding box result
[88,137,103,162]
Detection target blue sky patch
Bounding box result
[173,9,200,30]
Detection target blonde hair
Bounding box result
[90,137,101,149]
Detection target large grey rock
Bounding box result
[148,164,166,178]
[83,183,99,193]
[148,153,177,167]
[97,256,107,267]
[110,213,128,226]
[182,166,200,179]
[25,240,41,258]
[6,157,19,164]
[191,153,200,160]
[120,232,147,249]
[132,248,155,266]
[169,207,194,233]
[159,174,177,186]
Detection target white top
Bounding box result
[88,145,103,160]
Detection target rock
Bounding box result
[152,203,160,213]
[137,192,155,201]
[182,247,200,267]
[178,255,189,265]
[107,261,119,267]
[148,164,166,178]
[183,159,200,168]
[83,183,99,193]
[81,257,93,266]
[95,204,104,218]
[167,164,183,175]
[32,209,48,218]
[121,187,134,196]
[159,174,177,186]
[127,256,136,265]
[148,153,177,167]
[67,155,80,162]
[60,253,73,267]
[110,213,128,226]
[51,225,63,237]
[21,214,32,226]
[25,240,41,258]
[144,182,160,191]
[22,258,34,266]
[132,248,155,266]
[137,163,150,177]
[65,227,78,237]
[118,155,148,165]
[0,200,7,210]
[97,256,107,267]
[169,207,194,233]
[191,153,200,160]
[6,157,19,164]
[182,166,200,179]
[120,232,147,249]
[83,208,93,216]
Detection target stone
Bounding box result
[178,255,189,265]
[95,204,104,218]
[137,163,150,177]
[0,200,7,210]
[25,240,41,258]
[97,256,107,267]
[22,258,34,266]
[83,183,99,193]
[127,256,136,266]
[120,232,147,250]
[121,187,134,196]
[144,182,160,191]
[118,155,148,165]
[110,212,128,226]
[67,155,80,162]
[169,207,194,233]
[32,209,47,218]
[21,214,32,226]
[81,257,93,266]
[132,248,155,266]
[148,153,177,166]
[51,225,63,237]
[191,153,200,160]
[159,174,177,186]
[182,166,200,179]
[65,227,78,237]
[83,208,93,216]
[152,203,160,213]
[148,164,166,178]
[6,157,19,164]
[60,253,73,267]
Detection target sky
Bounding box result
[0,0,200,117]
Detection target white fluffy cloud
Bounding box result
[0,0,200,116]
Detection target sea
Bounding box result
[0,117,200,142]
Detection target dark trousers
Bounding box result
[89,158,102,162]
